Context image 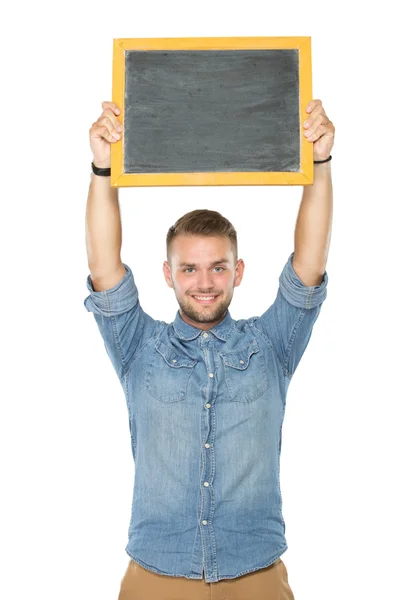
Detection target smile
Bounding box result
[192,295,219,303]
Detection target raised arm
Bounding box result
[253,100,334,379]
[292,99,335,284]
[85,101,125,289]
[84,101,157,382]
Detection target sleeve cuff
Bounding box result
[279,251,328,309]
[83,263,138,316]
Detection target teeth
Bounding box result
[194,296,216,300]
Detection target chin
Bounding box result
[185,300,229,324]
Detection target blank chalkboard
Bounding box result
[111,37,313,187]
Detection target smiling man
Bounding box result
[84,99,334,600]
[164,231,243,329]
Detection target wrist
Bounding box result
[92,158,110,169]
[312,160,332,181]
[91,160,111,178]
[314,160,332,169]
[314,154,332,164]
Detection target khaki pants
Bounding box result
[118,557,295,599]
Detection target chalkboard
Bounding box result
[110,37,313,187]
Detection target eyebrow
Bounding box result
[178,258,230,268]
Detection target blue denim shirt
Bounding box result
[84,251,328,582]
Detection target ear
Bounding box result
[234,259,245,288]
[163,260,173,288]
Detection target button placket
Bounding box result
[200,330,215,553]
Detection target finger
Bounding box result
[305,123,332,142]
[90,118,120,143]
[306,98,322,114]
[102,100,121,115]
[304,114,329,137]
[304,106,326,129]
[101,107,123,134]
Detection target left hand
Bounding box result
[303,99,335,161]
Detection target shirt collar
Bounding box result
[172,309,234,341]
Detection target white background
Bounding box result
[1,1,399,599]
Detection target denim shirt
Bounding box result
[84,251,328,583]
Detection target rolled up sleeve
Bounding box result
[279,251,328,309]
[84,263,157,381]
[253,252,329,379]
[84,263,138,316]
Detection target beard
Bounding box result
[175,288,233,324]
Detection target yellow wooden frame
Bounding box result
[111,36,313,187]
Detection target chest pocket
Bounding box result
[219,338,267,403]
[146,339,197,404]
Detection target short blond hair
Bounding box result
[166,209,238,264]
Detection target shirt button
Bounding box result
[205,403,211,409]
[239,360,244,364]
[204,443,210,448]
[203,481,209,487]
[172,359,177,363]
[209,373,214,378]
[202,332,209,338]
[202,520,208,525]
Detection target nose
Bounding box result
[196,270,215,292]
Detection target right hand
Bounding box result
[89,101,123,168]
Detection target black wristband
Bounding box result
[314,155,332,164]
[92,161,111,176]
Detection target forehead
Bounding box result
[170,235,233,263]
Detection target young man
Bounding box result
[84,100,334,599]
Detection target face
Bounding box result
[163,235,244,330]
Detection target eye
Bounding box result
[183,266,225,274]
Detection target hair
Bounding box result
[166,209,238,264]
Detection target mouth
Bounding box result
[191,294,220,304]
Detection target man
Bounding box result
[84,99,334,599]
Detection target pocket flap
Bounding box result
[220,338,260,370]
[155,339,197,368]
